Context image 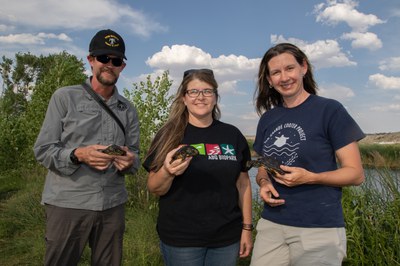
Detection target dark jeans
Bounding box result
[160,240,240,266]
[44,204,125,266]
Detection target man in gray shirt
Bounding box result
[33,29,140,266]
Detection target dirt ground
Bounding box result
[246,132,400,144]
[359,132,400,144]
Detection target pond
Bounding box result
[248,167,400,199]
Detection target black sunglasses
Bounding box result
[183,68,214,78]
[95,55,124,67]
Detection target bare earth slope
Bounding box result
[359,132,400,144]
[246,132,400,144]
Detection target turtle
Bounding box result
[246,156,286,176]
[170,145,199,164]
[99,144,126,156]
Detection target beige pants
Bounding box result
[250,218,346,266]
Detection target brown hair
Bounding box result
[145,69,221,171]
[255,43,318,115]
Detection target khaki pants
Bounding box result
[250,218,346,266]
[44,204,125,266]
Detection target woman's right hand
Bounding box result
[148,146,194,196]
[162,146,193,177]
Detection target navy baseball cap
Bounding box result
[89,29,127,59]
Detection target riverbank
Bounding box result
[359,132,400,144]
[246,131,400,144]
[246,132,400,169]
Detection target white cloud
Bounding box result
[314,0,385,32]
[0,24,14,32]
[370,104,400,112]
[369,74,400,90]
[0,0,166,38]
[219,80,245,95]
[212,55,260,80]
[389,8,400,17]
[319,83,355,101]
[341,31,382,50]
[270,35,356,69]
[379,57,400,72]
[146,44,260,96]
[238,112,259,120]
[146,44,212,69]
[0,32,72,44]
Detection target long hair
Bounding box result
[254,43,318,115]
[145,69,221,171]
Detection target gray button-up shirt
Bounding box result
[33,79,140,211]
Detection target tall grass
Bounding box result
[360,143,400,169]
[0,166,164,266]
[343,168,400,265]
[0,167,46,265]
[1,146,400,265]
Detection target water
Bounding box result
[360,168,400,194]
[248,168,259,198]
[248,167,400,199]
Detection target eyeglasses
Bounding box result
[183,68,214,78]
[186,88,216,98]
[95,55,124,67]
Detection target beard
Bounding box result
[96,67,119,86]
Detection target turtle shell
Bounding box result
[170,145,199,164]
[246,156,286,176]
[99,144,126,156]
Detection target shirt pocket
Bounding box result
[72,104,102,137]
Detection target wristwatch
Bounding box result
[70,148,81,164]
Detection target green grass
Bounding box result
[360,143,400,169]
[0,168,45,265]
[1,148,400,265]
[343,168,400,265]
[0,167,164,266]
[0,169,28,201]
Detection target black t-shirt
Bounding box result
[143,120,251,247]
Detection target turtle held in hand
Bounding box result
[246,156,286,176]
[170,145,199,164]
[99,144,126,156]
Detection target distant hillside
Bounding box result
[246,132,400,144]
[359,132,400,144]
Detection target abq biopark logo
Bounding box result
[191,143,237,161]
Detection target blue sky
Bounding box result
[1,0,399,135]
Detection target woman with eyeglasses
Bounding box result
[143,69,253,266]
[250,43,365,265]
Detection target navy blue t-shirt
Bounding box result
[253,95,364,227]
[144,120,251,247]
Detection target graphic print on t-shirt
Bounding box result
[192,143,206,155]
[221,144,236,156]
[191,143,237,161]
[262,123,305,165]
[206,144,221,155]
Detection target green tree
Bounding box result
[0,55,29,118]
[123,71,174,207]
[23,52,87,167]
[0,52,86,171]
[0,54,34,171]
